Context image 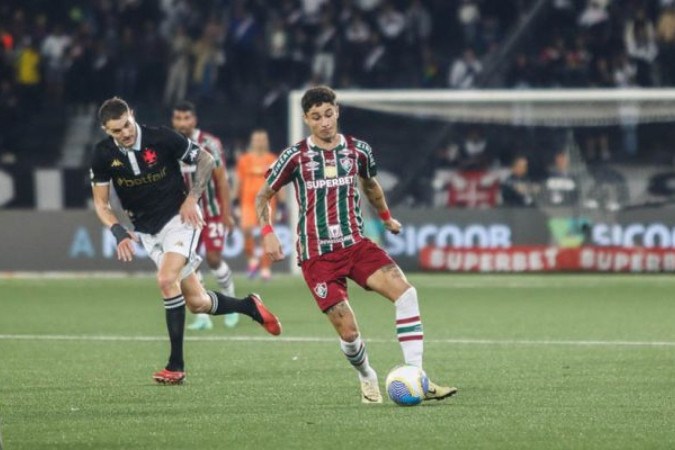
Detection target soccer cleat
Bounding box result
[224,313,240,328]
[187,313,213,331]
[249,293,282,336]
[360,377,383,404]
[424,380,458,401]
[153,369,186,385]
[260,267,272,281]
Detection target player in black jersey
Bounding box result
[90,97,282,384]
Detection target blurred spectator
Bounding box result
[625,9,658,86]
[40,24,72,102]
[613,52,639,157]
[265,13,291,84]
[311,10,338,85]
[506,53,537,88]
[448,47,482,89]
[500,155,539,207]
[138,21,166,102]
[14,36,42,113]
[657,5,675,85]
[376,1,406,80]
[343,9,372,84]
[543,150,579,206]
[458,128,495,171]
[226,3,262,92]
[457,0,481,48]
[191,20,222,99]
[114,27,140,98]
[362,33,388,87]
[584,165,628,211]
[163,24,192,106]
[405,0,432,48]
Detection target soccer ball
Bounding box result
[385,364,429,406]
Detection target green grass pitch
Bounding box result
[1,274,674,449]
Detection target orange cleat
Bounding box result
[153,369,186,385]
[249,293,282,336]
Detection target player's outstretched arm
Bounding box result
[92,184,138,262]
[360,176,402,235]
[255,183,284,261]
[180,148,215,229]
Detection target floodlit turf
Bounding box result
[1,274,675,449]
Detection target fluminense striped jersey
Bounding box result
[180,129,225,219]
[266,134,378,263]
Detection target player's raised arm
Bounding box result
[359,176,402,235]
[255,183,284,261]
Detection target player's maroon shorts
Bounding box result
[199,217,226,253]
[300,238,395,312]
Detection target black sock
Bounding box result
[163,294,185,372]
[207,291,261,323]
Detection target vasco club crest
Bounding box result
[142,148,158,166]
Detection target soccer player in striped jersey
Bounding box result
[172,101,238,330]
[256,86,457,403]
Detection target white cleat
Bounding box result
[360,377,383,404]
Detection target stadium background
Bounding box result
[2,2,675,450]
[2,0,675,272]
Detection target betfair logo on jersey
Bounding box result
[306,175,354,190]
[111,159,124,168]
[116,166,168,188]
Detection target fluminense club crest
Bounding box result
[314,282,328,299]
[339,157,353,173]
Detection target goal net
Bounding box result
[286,89,675,272]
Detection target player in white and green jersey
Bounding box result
[257,86,457,404]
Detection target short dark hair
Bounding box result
[98,97,130,125]
[173,100,196,115]
[301,85,336,114]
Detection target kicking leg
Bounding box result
[366,264,457,401]
[181,273,281,336]
[205,250,238,328]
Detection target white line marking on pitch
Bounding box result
[0,334,673,347]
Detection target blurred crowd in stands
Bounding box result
[2,0,675,209]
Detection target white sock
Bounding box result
[211,261,234,296]
[340,335,376,379]
[395,287,424,368]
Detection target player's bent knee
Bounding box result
[157,273,180,295]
